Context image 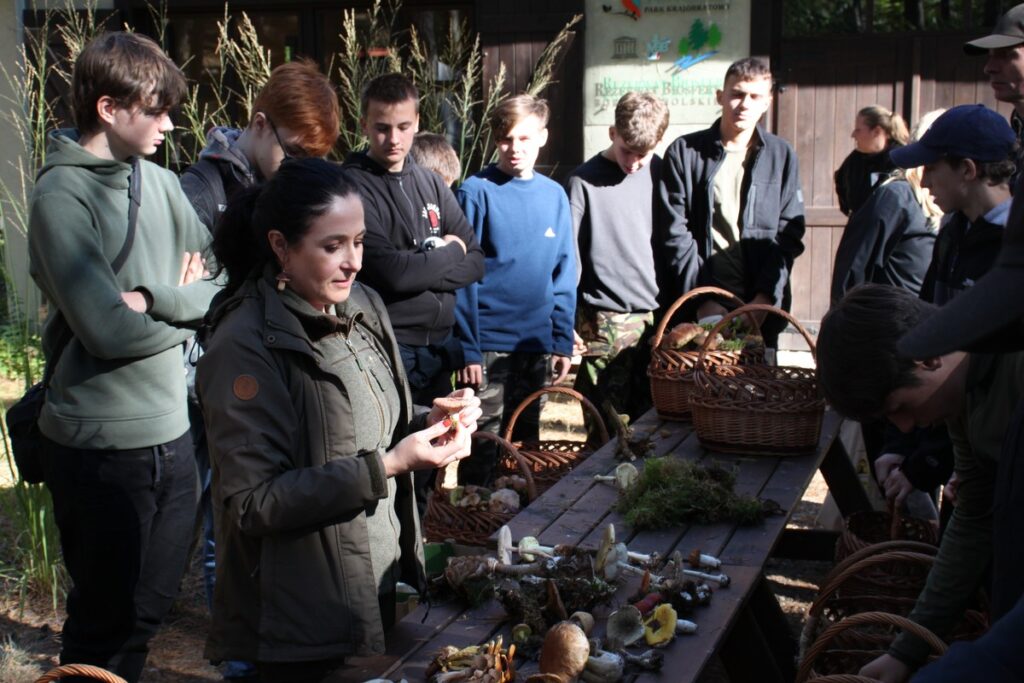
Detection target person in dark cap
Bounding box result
[865,105,1014,516]
[965,3,1024,185]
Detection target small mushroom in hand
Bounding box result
[433,395,474,489]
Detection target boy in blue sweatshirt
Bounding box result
[455,94,576,483]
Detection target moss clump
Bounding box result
[615,458,765,530]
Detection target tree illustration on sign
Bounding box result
[673,18,723,75]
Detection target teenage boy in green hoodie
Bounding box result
[27,32,219,683]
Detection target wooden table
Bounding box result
[344,407,866,683]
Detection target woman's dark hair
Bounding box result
[212,157,360,293]
[817,284,937,421]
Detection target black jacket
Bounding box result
[921,208,1006,306]
[833,143,900,217]
[831,177,936,305]
[343,152,484,346]
[658,120,806,339]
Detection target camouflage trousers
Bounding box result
[459,351,549,486]
[574,305,655,427]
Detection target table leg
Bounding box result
[818,434,873,516]
[720,584,791,683]
[749,576,798,681]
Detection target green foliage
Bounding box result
[677,36,690,55]
[615,458,765,530]
[688,19,708,52]
[0,323,43,383]
[706,23,722,50]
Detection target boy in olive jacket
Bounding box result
[27,32,218,682]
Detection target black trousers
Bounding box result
[42,430,199,683]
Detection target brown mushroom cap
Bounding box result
[539,621,590,683]
[433,396,473,413]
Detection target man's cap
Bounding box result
[964,4,1024,55]
[888,104,1016,169]
[898,190,1024,359]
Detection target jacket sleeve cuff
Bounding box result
[363,449,389,499]
[889,630,932,669]
[464,348,483,365]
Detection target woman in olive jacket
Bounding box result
[197,158,480,683]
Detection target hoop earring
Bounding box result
[276,271,291,292]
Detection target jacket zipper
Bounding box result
[397,177,421,249]
[398,176,445,346]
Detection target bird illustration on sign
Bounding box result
[602,0,642,20]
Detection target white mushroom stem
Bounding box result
[485,557,544,576]
[688,551,722,569]
[593,462,639,490]
[626,549,656,565]
[517,536,556,561]
[676,619,698,635]
[682,568,731,587]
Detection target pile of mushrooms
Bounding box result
[427,638,516,683]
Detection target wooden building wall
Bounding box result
[773,33,1011,326]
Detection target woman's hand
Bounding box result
[859,653,912,683]
[426,388,482,437]
[383,419,473,478]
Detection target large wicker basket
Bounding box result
[423,431,537,547]
[800,548,989,660]
[498,386,610,495]
[36,665,127,683]
[647,286,764,421]
[796,611,947,683]
[835,507,939,562]
[691,304,825,455]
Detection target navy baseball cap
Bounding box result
[964,4,1024,55]
[889,104,1016,169]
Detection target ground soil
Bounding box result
[0,382,835,683]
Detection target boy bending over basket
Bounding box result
[817,283,1024,683]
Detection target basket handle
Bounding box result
[36,665,128,683]
[695,303,816,370]
[826,539,936,585]
[434,431,538,502]
[650,286,758,346]
[503,386,610,448]
[795,611,947,683]
[806,551,935,620]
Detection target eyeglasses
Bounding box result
[264,113,307,160]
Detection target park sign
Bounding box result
[582,0,753,159]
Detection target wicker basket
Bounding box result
[690,304,824,455]
[498,386,610,494]
[647,286,764,421]
[36,665,127,683]
[835,507,939,562]
[423,431,537,547]
[796,611,947,683]
[800,549,989,659]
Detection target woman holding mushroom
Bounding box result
[197,158,481,683]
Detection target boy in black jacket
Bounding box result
[343,74,484,405]
[657,56,805,346]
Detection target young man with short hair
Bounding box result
[343,73,483,406]
[28,32,219,682]
[454,94,576,483]
[410,131,462,188]
[566,91,669,421]
[181,58,339,232]
[657,57,805,345]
